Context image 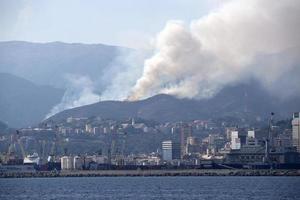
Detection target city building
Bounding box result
[85,124,92,133]
[225,127,237,140]
[73,156,83,170]
[248,130,255,138]
[186,136,200,154]
[292,112,300,152]
[246,130,258,146]
[207,134,226,152]
[231,131,241,150]
[61,156,73,170]
[180,124,192,158]
[162,140,180,161]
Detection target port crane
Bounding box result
[108,132,127,165]
[5,130,26,164]
[48,126,67,162]
[263,112,275,165]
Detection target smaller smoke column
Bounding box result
[45,74,100,119]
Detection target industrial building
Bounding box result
[224,145,299,168]
[60,156,73,170]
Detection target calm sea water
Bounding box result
[0,176,300,200]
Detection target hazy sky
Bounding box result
[0,0,222,49]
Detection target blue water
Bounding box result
[0,176,300,200]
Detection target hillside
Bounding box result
[0,73,64,127]
[48,81,300,123]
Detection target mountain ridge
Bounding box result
[48,81,300,124]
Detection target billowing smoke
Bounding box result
[129,0,300,100]
[45,74,100,119]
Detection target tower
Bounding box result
[292,112,300,152]
[180,124,192,158]
[268,112,275,149]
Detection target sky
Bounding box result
[0,0,222,49]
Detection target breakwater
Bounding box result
[1,169,300,178]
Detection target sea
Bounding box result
[0,176,300,200]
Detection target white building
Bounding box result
[247,130,255,138]
[61,156,74,170]
[231,131,241,150]
[246,130,257,146]
[226,127,237,140]
[85,124,92,133]
[292,112,300,152]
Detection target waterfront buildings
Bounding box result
[1,112,300,171]
[224,145,299,166]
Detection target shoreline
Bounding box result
[1,169,300,178]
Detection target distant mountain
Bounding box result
[0,73,64,128]
[48,81,300,124]
[0,41,130,89]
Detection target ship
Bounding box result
[23,153,40,165]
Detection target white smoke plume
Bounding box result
[45,74,100,119]
[129,0,300,100]
[100,49,147,100]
